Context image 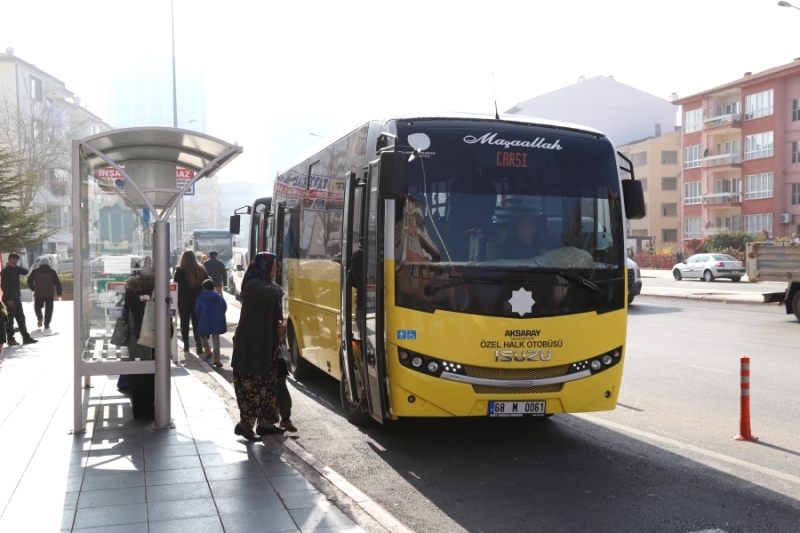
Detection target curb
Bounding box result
[179,342,414,533]
[640,289,765,305]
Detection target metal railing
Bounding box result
[702,192,741,204]
[703,153,742,167]
[704,113,742,129]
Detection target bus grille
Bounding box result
[462,364,570,380]
[472,384,563,395]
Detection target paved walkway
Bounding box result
[0,301,378,533]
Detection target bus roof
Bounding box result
[275,113,606,177]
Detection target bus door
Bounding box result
[342,163,389,423]
[272,203,286,286]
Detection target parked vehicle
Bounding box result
[32,253,73,274]
[227,247,249,300]
[627,256,641,305]
[745,241,800,321]
[672,253,745,282]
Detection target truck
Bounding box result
[745,241,800,321]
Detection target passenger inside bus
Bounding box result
[444,172,497,262]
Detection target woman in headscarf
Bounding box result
[173,250,210,356]
[231,252,286,440]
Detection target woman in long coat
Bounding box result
[231,252,287,440]
[173,250,210,356]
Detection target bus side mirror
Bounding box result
[378,151,405,200]
[229,215,241,235]
[622,180,646,220]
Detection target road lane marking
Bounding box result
[686,365,737,375]
[578,414,800,487]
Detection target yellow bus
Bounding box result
[241,114,645,424]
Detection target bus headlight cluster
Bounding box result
[569,347,623,376]
[398,349,465,378]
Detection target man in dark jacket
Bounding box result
[27,256,62,329]
[1,253,37,345]
[203,251,227,295]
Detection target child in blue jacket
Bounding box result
[195,279,227,368]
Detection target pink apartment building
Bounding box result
[674,59,800,249]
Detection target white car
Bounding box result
[672,253,745,282]
[627,257,641,305]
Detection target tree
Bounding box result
[0,90,74,211]
[0,147,53,251]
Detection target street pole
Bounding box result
[153,220,173,428]
[172,0,184,254]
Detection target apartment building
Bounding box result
[617,130,682,249]
[674,58,800,247]
[0,47,110,259]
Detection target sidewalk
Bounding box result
[638,269,776,304]
[0,301,396,533]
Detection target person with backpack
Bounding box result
[1,253,37,345]
[195,279,226,368]
[27,256,62,330]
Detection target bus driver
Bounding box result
[503,213,555,259]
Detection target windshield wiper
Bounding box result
[486,267,605,295]
[423,276,506,296]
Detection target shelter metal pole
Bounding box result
[153,221,173,429]
[72,140,83,434]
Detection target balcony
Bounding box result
[703,113,742,132]
[703,153,742,168]
[704,226,738,236]
[702,192,741,206]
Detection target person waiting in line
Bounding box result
[0,301,8,359]
[1,253,37,345]
[195,279,226,368]
[503,213,554,260]
[231,252,287,440]
[27,256,62,330]
[174,250,211,357]
[202,250,227,295]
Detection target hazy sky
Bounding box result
[1,0,797,187]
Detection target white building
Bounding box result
[506,76,677,147]
[0,47,110,260]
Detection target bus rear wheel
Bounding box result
[287,327,313,380]
[340,351,371,425]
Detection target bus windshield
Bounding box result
[393,121,625,317]
[192,232,233,264]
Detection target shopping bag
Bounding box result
[110,316,128,346]
[137,301,156,348]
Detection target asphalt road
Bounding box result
[217,294,800,532]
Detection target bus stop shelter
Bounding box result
[71,127,242,432]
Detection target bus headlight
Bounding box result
[602,355,613,365]
[426,361,439,374]
[411,355,423,368]
[590,360,602,371]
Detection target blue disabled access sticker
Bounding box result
[397,330,417,340]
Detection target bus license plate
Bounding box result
[488,400,546,417]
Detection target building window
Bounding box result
[745,172,773,199]
[662,203,677,216]
[639,178,648,192]
[744,213,773,237]
[684,217,702,239]
[744,89,773,120]
[30,76,42,102]
[632,151,647,167]
[744,132,773,160]
[684,181,702,204]
[661,151,678,165]
[793,99,800,121]
[662,229,678,243]
[684,109,702,133]
[661,177,677,190]
[793,183,800,205]
[684,145,702,168]
[793,141,800,164]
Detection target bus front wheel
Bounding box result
[287,327,313,380]
[340,350,371,425]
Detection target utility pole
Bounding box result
[172,0,184,254]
